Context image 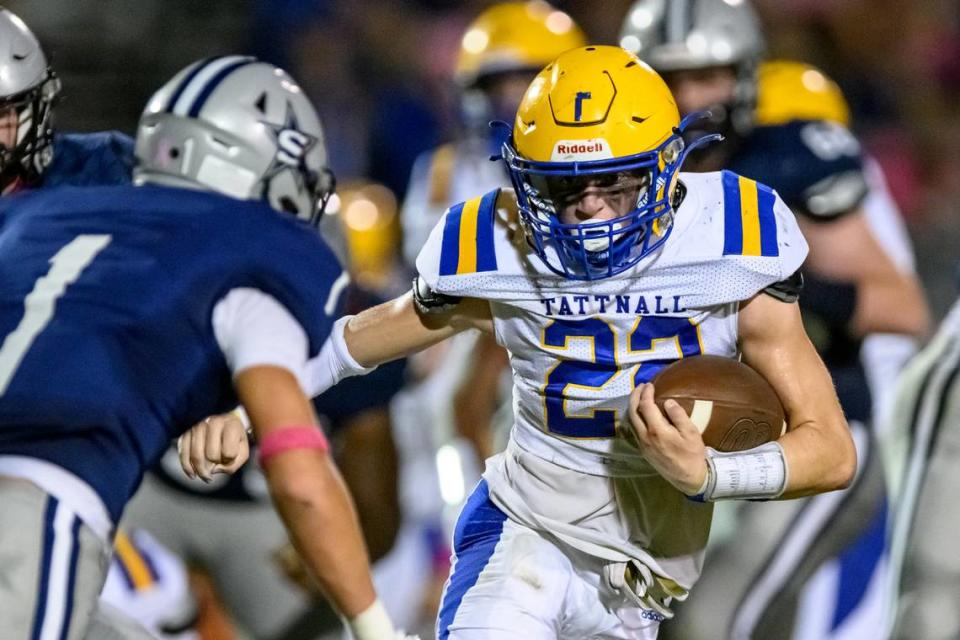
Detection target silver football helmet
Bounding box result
[0,8,60,186]
[135,56,334,226]
[619,0,765,134]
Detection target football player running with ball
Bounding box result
[316,45,855,639]
[193,45,855,639]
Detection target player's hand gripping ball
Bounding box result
[652,355,786,451]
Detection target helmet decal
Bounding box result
[263,101,319,193]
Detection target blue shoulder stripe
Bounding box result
[757,181,779,257]
[721,170,743,256]
[439,201,466,276]
[722,170,780,257]
[474,190,498,273]
[438,190,499,276]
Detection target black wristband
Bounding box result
[412,275,462,314]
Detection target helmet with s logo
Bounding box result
[134,56,334,226]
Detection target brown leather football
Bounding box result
[651,355,786,452]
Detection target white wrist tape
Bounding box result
[309,316,378,397]
[701,441,788,501]
[347,598,396,640]
[230,406,251,432]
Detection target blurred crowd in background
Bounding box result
[9,0,960,316]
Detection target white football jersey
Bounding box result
[417,170,807,476]
[416,170,808,588]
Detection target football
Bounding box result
[651,355,786,452]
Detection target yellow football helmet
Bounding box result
[755,59,851,128]
[502,45,718,280]
[454,1,586,87]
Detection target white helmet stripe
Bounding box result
[170,55,252,117]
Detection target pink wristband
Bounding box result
[257,426,329,466]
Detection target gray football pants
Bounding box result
[0,477,153,640]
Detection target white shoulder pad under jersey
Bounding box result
[415,172,808,310]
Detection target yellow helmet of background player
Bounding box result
[331,181,400,291]
[454,1,586,87]
[501,45,720,280]
[755,60,851,128]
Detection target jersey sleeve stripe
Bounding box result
[439,201,466,276]
[473,190,499,273]
[113,531,157,591]
[456,196,483,274]
[722,172,781,257]
[738,175,762,256]
[721,170,744,256]
[439,192,499,276]
[757,183,779,257]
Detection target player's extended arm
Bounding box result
[737,292,857,497]
[180,293,491,477]
[343,292,492,368]
[799,209,930,338]
[235,365,399,639]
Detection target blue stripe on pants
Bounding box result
[58,515,82,640]
[30,498,82,640]
[438,480,508,638]
[30,496,59,640]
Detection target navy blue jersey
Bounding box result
[728,120,868,221]
[151,286,408,503]
[42,131,135,188]
[0,184,344,521]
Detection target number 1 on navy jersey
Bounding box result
[0,234,112,395]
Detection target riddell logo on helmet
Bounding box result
[551,139,613,161]
[557,142,602,154]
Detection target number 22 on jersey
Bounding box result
[0,235,112,395]
[541,316,703,438]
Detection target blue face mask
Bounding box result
[501,112,721,280]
